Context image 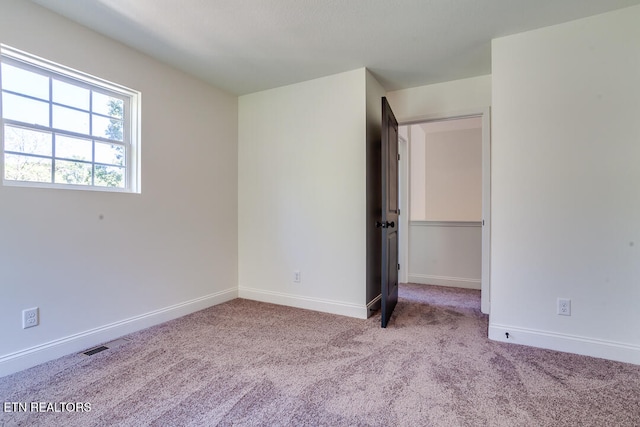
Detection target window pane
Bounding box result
[4,126,52,156]
[1,63,49,100]
[95,142,125,166]
[1,47,137,192]
[52,105,89,134]
[93,92,123,119]
[53,79,89,110]
[55,135,92,161]
[54,159,92,185]
[4,153,52,182]
[95,165,125,188]
[92,115,123,141]
[2,92,49,126]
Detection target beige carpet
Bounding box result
[1,284,639,426]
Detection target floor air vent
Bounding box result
[81,338,131,356]
[83,346,109,356]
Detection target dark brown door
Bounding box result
[379,97,399,328]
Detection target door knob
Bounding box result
[376,221,395,229]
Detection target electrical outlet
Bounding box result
[293,270,301,283]
[557,298,571,316]
[23,307,39,328]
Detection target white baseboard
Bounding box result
[489,323,640,365]
[408,274,481,290]
[0,288,238,378]
[367,294,381,318]
[238,287,368,319]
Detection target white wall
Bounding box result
[408,222,482,289]
[238,68,371,318]
[0,0,238,376]
[490,5,640,364]
[425,127,482,221]
[409,124,482,222]
[408,125,426,220]
[386,75,491,123]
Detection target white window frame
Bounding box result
[0,45,141,193]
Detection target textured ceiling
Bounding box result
[31,0,640,95]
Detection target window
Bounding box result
[0,45,140,192]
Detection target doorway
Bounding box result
[398,111,491,314]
